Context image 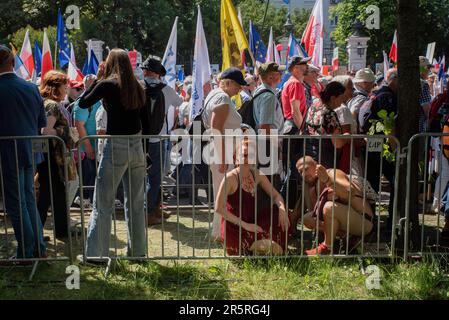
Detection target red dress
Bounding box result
[221,179,293,256]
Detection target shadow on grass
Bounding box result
[0,260,231,300]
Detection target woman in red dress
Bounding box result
[214,138,293,256]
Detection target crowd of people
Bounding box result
[1,41,449,262]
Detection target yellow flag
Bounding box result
[221,0,249,71]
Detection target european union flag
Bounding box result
[249,21,267,64]
[34,40,42,77]
[57,8,71,68]
[283,0,290,4]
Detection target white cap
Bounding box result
[353,68,376,83]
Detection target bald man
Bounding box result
[295,156,375,255]
[0,45,47,261]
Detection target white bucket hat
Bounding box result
[353,68,376,83]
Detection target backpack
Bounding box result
[238,89,274,130]
[358,91,392,134]
[143,81,167,135]
[429,92,449,133]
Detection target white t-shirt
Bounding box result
[202,88,242,131]
[335,104,357,134]
[146,77,183,143]
[95,105,107,159]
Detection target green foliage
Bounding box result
[331,0,449,67]
[368,110,396,162]
[0,0,309,73]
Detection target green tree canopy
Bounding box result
[0,0,308,73]
[332,0,449,66]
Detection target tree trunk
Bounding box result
[396,0,421,253]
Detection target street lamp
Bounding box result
[284,12,293,35]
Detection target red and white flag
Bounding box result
[266,27,275,63]
[41,29,53,78]
[19,30,34,80]
[67,43,84,82]
[301,0,324,67]
[389,30,397,64]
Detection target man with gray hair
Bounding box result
[359,68,398,230]
[347,68,376,132]
[0,45,47,262]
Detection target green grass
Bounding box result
[1,257,449,300]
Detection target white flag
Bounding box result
[383,51,390,79]
[274,42,281,65]
[266,27,275,62]
[190,6,211,119]
[162,17,178,89]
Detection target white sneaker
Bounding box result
[73,196,82,207]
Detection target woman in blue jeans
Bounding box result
[77,49,147,260]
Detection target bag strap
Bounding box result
[252,89,275,101]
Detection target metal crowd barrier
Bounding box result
[405,133,449,259]
[76,133,400,265]
[0,136,74,277]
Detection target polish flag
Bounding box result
[301,0,324,67]
[41,29,53,78]
[389,30,397,64]
[266,27,275,63]
[67,43,84,82]
[19,30,34,80]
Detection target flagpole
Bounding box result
[54,41,58,70]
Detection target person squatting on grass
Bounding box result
[296,156,378,256]
[215,135,293,256]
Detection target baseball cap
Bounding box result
[69,80,84,89]
[142,55,167,77]
[288,55,312,70]
[258,62,286,76]
[220,67,247,86]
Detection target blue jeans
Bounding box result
[2,164,46,258]
[86,137,146,257]
[146,141,166,214]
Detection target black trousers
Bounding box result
[366,152,396,227]
[37,157,69,239]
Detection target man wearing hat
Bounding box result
[240,74,256,103]
[253,62,286,185]
[419,56,433,132]
[303,64,322,108]
[347,68,376,131]
[281,55,311,131]
[0,45,47,261]
[141,55,183,225]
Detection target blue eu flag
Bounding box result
[57,8,71,68]
[249,21,267,64]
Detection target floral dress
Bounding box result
[304,103,342,169]
[44,99,76,180]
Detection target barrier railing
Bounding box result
[75,133,400,265]
[0,136,74,277]
[405,133,449,259]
